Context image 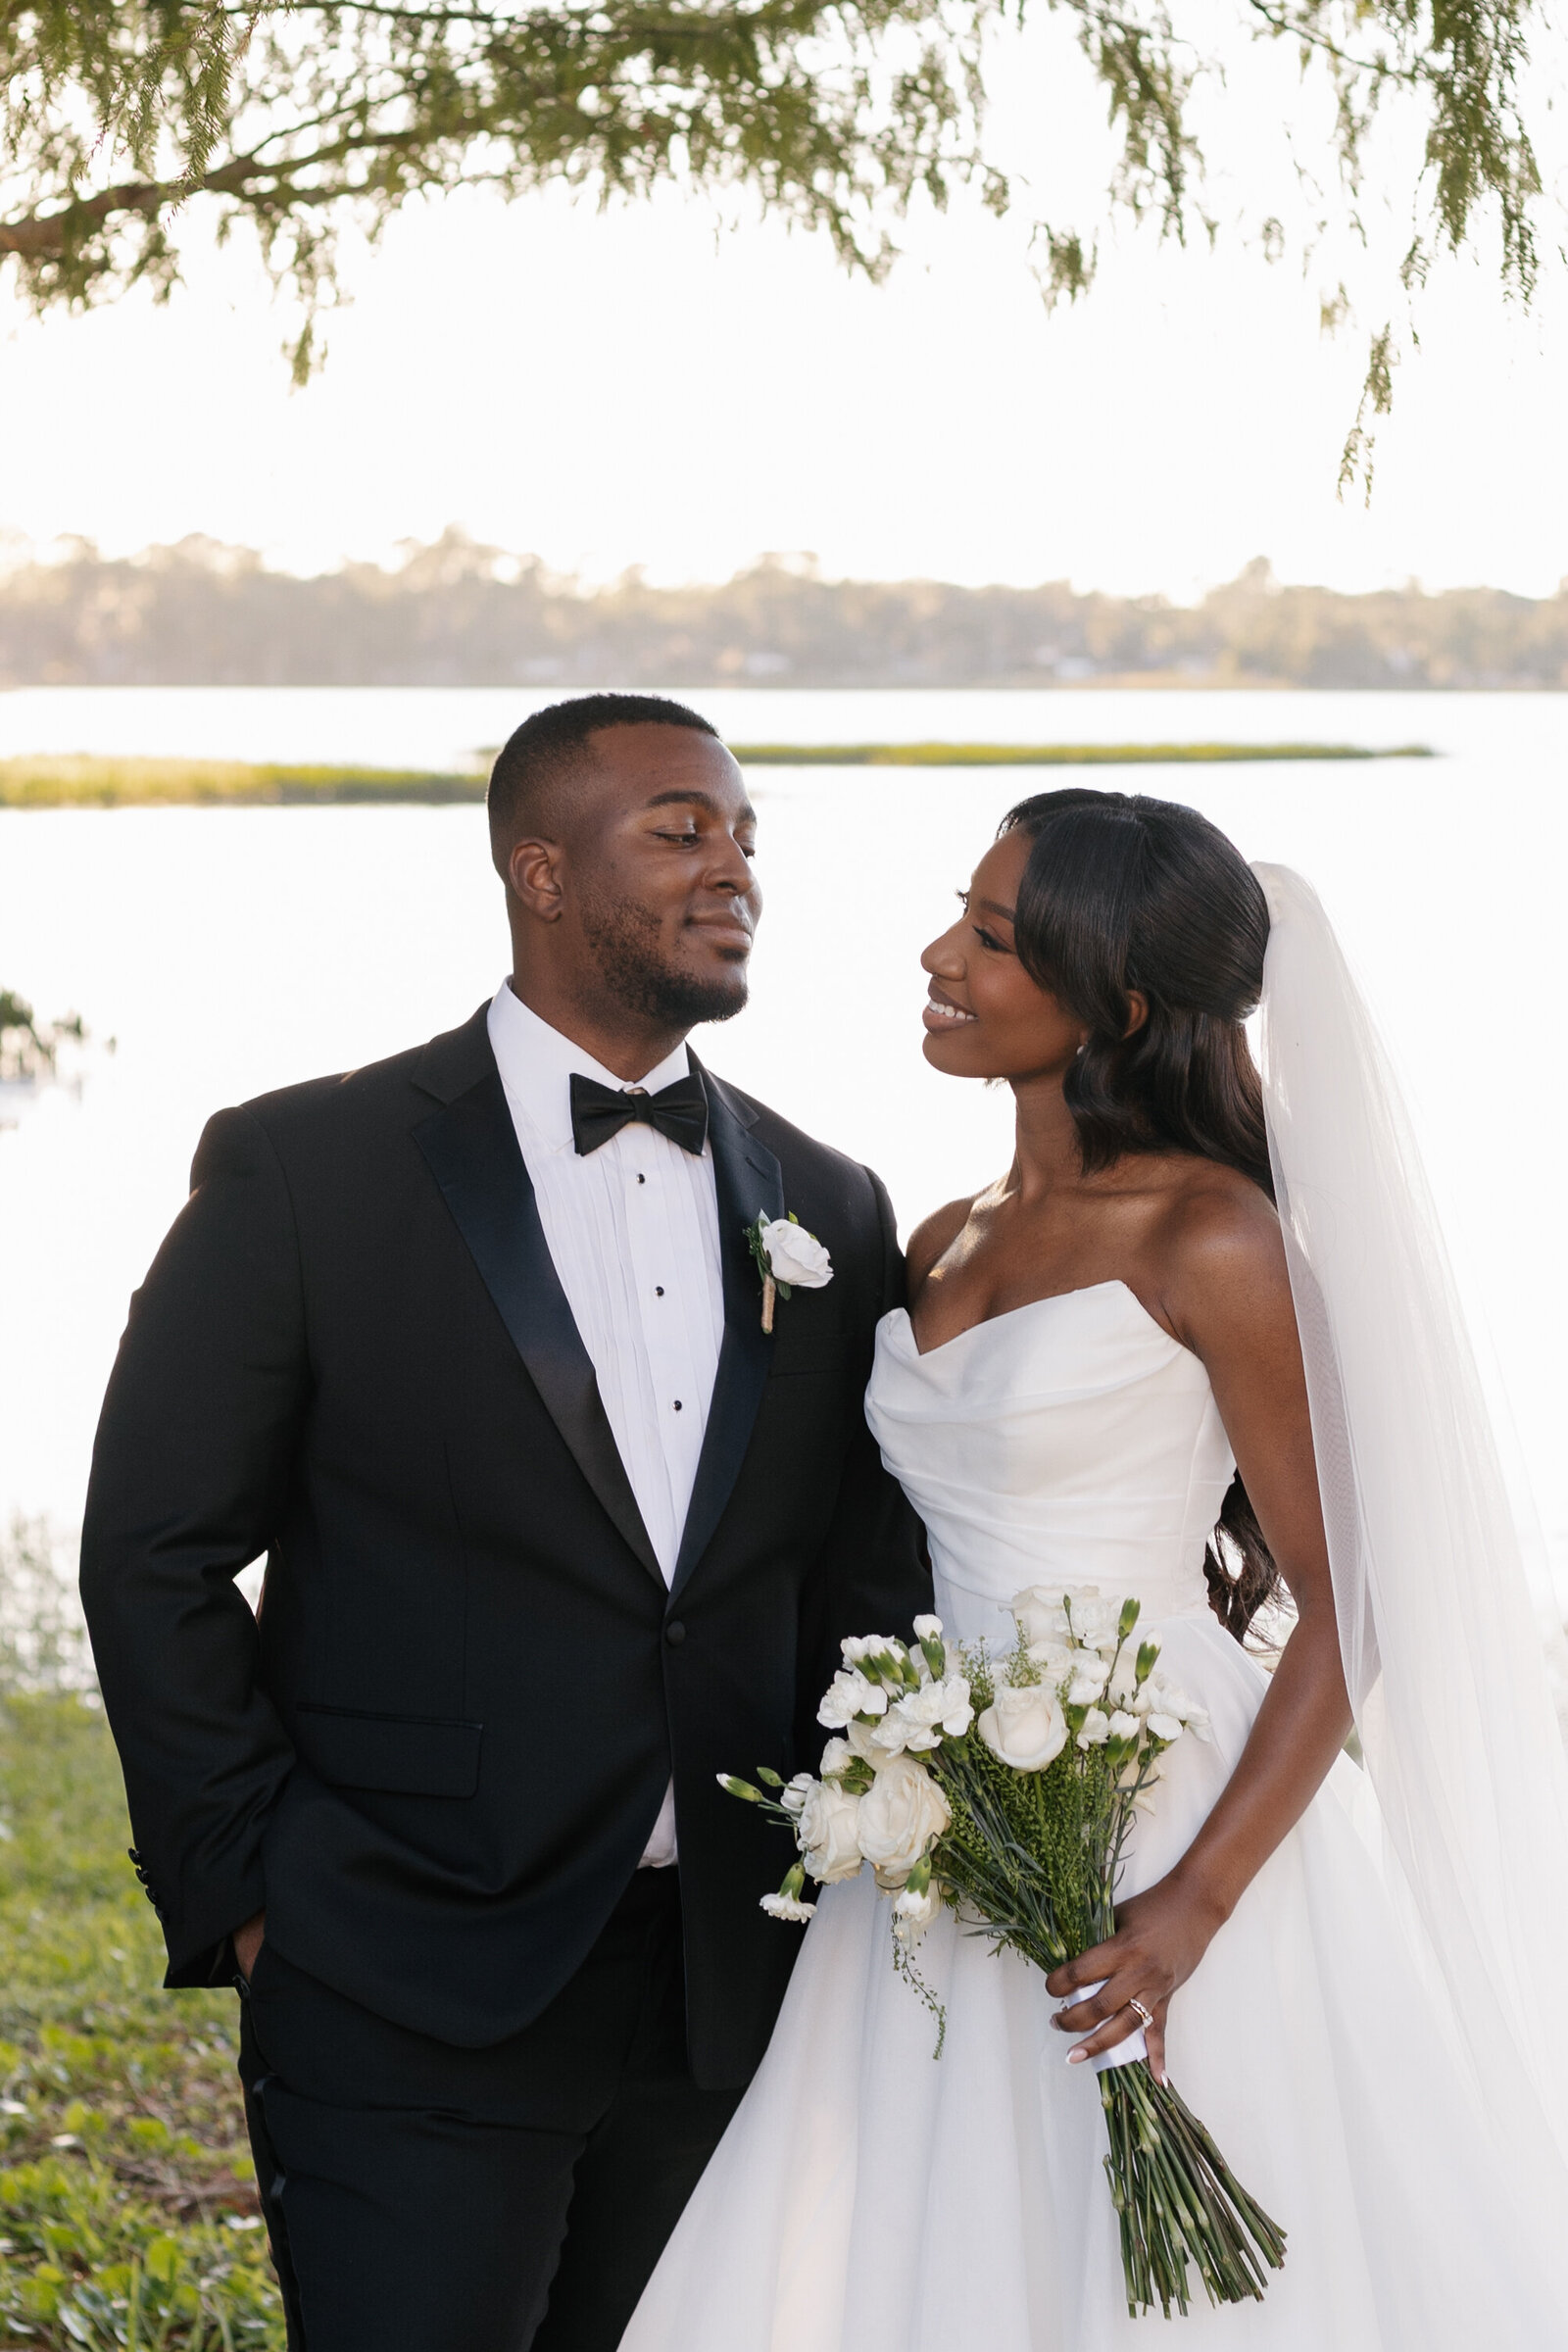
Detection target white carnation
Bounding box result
[817,1667,889,1728]
[1159,1685,1210,1740]
[868,1707,915,1758]
[1142,1678,1211,1741]
[760,1890,815,1923]
[1026,1639,1080,1686]
[1068,1596,1123,1655]
[877,1674,974,1753]
[892,1879,941,1944]
[1075,1706,1111,1749]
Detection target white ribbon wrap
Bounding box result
[1057,1978,1148,2071]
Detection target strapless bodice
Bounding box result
[865,1280,1234,1646]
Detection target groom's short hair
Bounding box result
[487,693,720,875]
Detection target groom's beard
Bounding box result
[581,885,750,1030]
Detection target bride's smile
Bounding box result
[918,828,1102,1086]
[920,985,976,1029]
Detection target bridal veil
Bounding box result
[1254,864,1568,2234]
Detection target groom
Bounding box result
[79,693,929,2350]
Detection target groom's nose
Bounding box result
[705,835,759,900]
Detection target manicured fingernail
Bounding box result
[1066,2048,1086,2065]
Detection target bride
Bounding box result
[621,788,1568,2349]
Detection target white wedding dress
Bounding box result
[621,1279,1567,2351]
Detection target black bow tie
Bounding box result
[569,1071,709,1159]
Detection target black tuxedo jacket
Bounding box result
[79,1005,929,2084]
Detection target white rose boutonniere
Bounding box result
[745,1210,833,1333]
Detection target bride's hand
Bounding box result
[1044,1874,1227,2086]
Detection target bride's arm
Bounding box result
[1046,1185,1352,2083]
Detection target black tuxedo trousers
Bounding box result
[81,1004,930,2345]
[238,1871,741,2352]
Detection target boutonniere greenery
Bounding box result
[744,1211,834,1334]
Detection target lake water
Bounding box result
[2,686,1564,1600]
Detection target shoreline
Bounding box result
[0,742,1436,808]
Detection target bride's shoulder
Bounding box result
[906,1193,979,1297]
[1149,1157,1288,1304]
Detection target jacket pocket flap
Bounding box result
[295,1704,482,1797]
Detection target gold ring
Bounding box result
[1129,1996,1154,2029]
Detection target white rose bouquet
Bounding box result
[720,1590,1286,2321]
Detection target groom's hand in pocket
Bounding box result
[233,1909,267,1984]
[1045,1874,1227,2086]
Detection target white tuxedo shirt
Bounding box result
[487,981,725,1864]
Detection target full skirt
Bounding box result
[621,1620,1566,2351]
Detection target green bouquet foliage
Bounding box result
[725,1587,1287,2319]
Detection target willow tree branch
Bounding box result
[1244,0,1415,83]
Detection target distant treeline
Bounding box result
[4,535,1565,691]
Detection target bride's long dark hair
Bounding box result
[1000,786,1281,1642]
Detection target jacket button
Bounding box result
[664,1620,686,1646]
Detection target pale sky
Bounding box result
[4,10,1565,599]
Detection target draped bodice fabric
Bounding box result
[865,1281,1235,1644]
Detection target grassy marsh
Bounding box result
[0,739,1434,808]
[0,1690,283,2347]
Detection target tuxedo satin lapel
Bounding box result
[671,1072,785,1598]
[413,1068,663,1590]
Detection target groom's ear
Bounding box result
[507,834,565,923]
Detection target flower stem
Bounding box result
[1101,2062,1287,2316]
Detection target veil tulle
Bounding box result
[1254,863,1568,2228]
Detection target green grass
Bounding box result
[0,757,482,808]
[0,1692,285,2348]
[0,739,1435,808]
